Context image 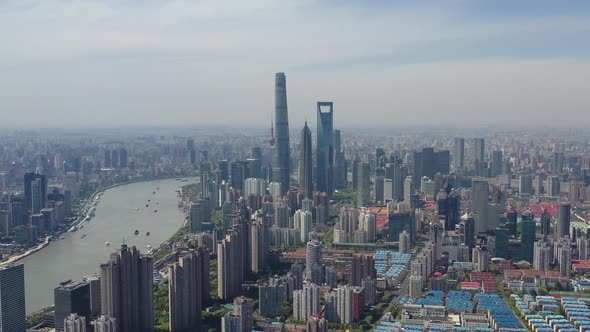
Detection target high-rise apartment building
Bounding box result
[233,297,253,332]
[533,241,551,271]
[336,286,354,324]
[169,248,209,332]
[259,278,287,318]
[305,240,322,279]
[100,245,153,332]
[350,254,375,287]
[189,197,211,233]
[292,283,320,321]
[307,316,328,332]
[294,210,313,243]
[217,215,249,300]
[90,315,116,332]
[63,313,86,332]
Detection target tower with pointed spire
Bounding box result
[299,122,313,199]
[272,73,290,195]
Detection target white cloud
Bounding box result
[0,0,588,127]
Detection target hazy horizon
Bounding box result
[1,1,589,127]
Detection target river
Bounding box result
[21,177,196,314]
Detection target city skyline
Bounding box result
[2,2,590,331]
[1,1,589,127]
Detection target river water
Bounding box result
[21,177,196,314]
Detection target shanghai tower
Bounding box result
[273,73,290,195]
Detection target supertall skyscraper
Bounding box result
[100,245,153,332]
[316,102,334,195]
[299,122,313,199]
[272,73,290,195]
[0,263,26,332]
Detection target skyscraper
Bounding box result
[471,179,489,234]
[333,129,346,189]
[306,240,322,279]
[299,122,313,199]
[100,245,153,332]
[189,197,212,233]
[336,286,354,324]
[54,280,91,332]
[292,283,320,321]
[384,163,404,203]
[294,210,313,243]
[472,138,485,168]
[272,73,290,195]
[547,176,561,197]
[556,203,571,239]
[357,162,370,207]
[453,138,465,171]
[521,215,536,262]
[0,263,26,332]
[217,219,249,300]
[491,150,503,176]
[168,248,209,332]
[259,278,287,318]
[533,241,551,271]
[316,102,334,195]
[519,175,533,195]
[24,172,47,214]
[350,254,375,287]
[233,297,253,332]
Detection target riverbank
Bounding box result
[0,236,50,267]
[2,175,195,268]
[23,177,191,314]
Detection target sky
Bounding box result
[1,0,589,129]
